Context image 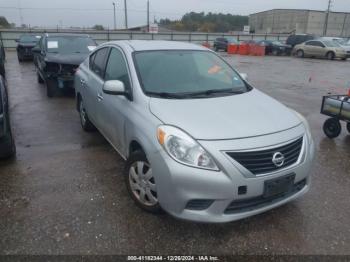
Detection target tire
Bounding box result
[323,118,341,138]
[0,132,16,159]
[46,79,57,98]
[297,50,304,58]
[37,72,44,84]
[125,150,162,213]
[347,123,350,133]
[326,52,335,60]
[78,98,96,132]
[341,58,347,61]
[0,64,5,78]
[214,46,219,52]
[18,55,23,62]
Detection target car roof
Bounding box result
[106,40,208,51]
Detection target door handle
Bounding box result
[97,93,104,101]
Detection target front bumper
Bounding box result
[148,124,315,223]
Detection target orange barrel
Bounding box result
[249,44,257,56]
[202,42,211,48]
[227,44,238,54]
[238,43,250,55]
[255,45,266,56]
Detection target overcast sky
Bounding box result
[1,0,350,28]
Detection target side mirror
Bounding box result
[240,73,248,81]
[103,80,127,96]
[32,47,41,53]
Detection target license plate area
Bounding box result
[264,174,295,198]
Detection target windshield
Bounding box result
[19,35,41,43]
[133,50,249,98]
[226,37,238,43]
[273,41,283,45]
[46,36,96,54]
[323,40,341,47]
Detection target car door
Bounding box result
[304,41,317,56]
[98,47,132,153]
[315,41,327,57]
[85,47,109,127]
[35,37,46,77]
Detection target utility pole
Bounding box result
[112,2,117,30]
[323,0,332,36]
[124,0,128,29]
[18,0,24,27]
[147,0,150,32]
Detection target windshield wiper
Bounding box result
[146,92,190,99]
[187,88,245,97]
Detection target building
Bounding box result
[249,9,350,36]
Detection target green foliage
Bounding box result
[92,24,105,30]
[159,12,248,32]
[0,16,10,28]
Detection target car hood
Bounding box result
[44,53,89,65]
[149,89,301,140]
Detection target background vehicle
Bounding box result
[320,37,350,52]
[294,39,349,60]
[16,34,41,62]
[286,34,315,48]
[257,40,292,55]
[0,40,5,78]
[75,40,314,223]
[33,33,97,97]
[213,37,238,51]
[0,76,16,159]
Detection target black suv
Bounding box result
[213,37,238,51]
[0,39,5,78]
[286,34,315,48]
[16,34,42,62]
[33,33,97,97]
[0,76,16,159]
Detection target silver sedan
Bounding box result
[75,40,315,223]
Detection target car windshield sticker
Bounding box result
[88,46,97,51]
[47,41,58,49]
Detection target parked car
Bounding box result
[33,33,97,97]
[0,76,16,159]
[213,37,238,51]
[0,40,5,78]
[16,34,41,62]
[257,40,292,55]
[294,39,349,60]
[75,40,315,223]
[286,34,315,48]
[320,37,350,52]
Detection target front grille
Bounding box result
[61,64,78,76]
[225,179,307,214]
[226,137,303,175]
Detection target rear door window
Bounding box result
[90,47,109,78]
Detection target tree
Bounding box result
[92,24,105,30]
[159,12,248,33]
[0,16,10,28]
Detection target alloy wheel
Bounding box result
[128,161,158,206]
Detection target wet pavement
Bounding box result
[0,51,350,255]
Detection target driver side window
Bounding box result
[104,48,131,90]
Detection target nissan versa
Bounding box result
[75,40,315,223]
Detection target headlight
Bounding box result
[157,125,219,171]
[293,111,313,144]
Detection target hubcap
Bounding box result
[129,161,158,206]
[80,101,87,126]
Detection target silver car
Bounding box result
[75,40,315,223]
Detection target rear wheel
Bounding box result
[297,50,304,58]
[79,98,95,132]
[125,150,161,213]
[323,118,341,138]
[326,52,335,60]
[347,123,350,133]
[0,131,16,159]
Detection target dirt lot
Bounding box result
[0,51,350,255]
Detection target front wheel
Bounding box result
[323,118,341,138]
[46,79,57,98]
[37,72,44,84]
[0,132,16,159]
[347,123,350,133]
[125,150,161,213]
